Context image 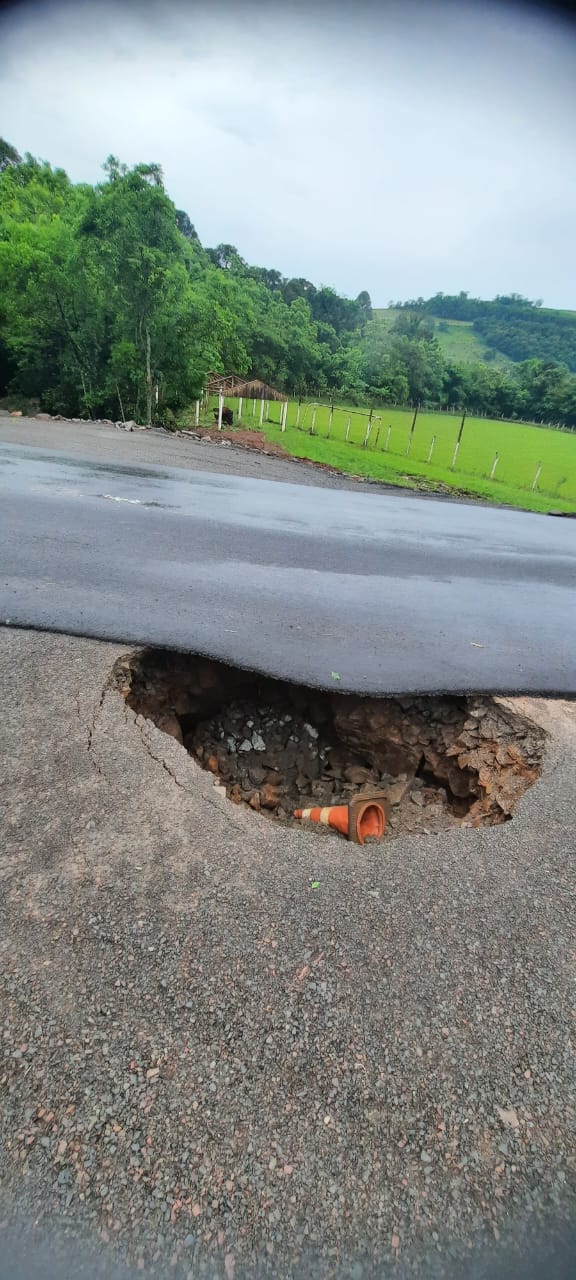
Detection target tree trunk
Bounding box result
[145,325,152,426]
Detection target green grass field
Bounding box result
[202,396,576,514]
[372,308,508,366]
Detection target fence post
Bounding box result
[345,417,351,443]
[217,392,224,431]
[195,399,200,427]
[489,452,499,480]
[281,400,288,431]
[451,408,466,468]
[310,407,317,435]
[238,396,243,422]
[259,399,264,426]
[363,421,372,447]
[406,404,418,455]
[327,405,334,438]
[427,435,436,463]
[531,461,542,491]
[384,425,391,451]
[296,401,301,428]
[253,397,256,417]
[372,426,380,449]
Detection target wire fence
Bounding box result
[201,394,576,503]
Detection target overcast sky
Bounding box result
[1,0,576,307]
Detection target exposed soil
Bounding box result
[183,425,341,473]
[113,649,546,842]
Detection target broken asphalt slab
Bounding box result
[1,626,576,1278]
[1,437,576,695]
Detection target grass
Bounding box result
[202,396,576,514]
[372,308,509,366]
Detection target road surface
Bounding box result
[1,437,575,693]
[1,626,575,1280]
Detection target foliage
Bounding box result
[398,292,576,371]
[0,139,575,430]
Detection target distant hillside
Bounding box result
[372,308,510,366]
[383,294,576,371]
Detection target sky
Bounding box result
[1,0,576,308]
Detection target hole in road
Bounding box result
[112,649,546,841]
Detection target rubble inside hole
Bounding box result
[112,649,546,840]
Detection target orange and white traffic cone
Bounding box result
[294,799,385,844]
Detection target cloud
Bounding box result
[1,0,575,305]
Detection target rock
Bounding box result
[383,777,412,806]
[124,419,136,430]
[333,696,426,775]
[251,733,266,752]
[248,765,267,786]
[10,409,23,417]
[36,412,52,420]
[156,713,184,745]
[497,1106,520,1130]
[249,792,261,811]
[260,782,282,810]
[344,764,373,785]
[206,755,219,774]
[304,723,319,740]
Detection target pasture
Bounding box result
[202,396,576,513]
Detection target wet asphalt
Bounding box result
[1,435,575,695]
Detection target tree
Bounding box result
[175,209,199,241]
[356,290,373,324]
[0,137,22,172]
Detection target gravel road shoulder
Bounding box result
[0,414,479,501]
[1,627,575,1279]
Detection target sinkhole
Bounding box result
[111,649,546,841]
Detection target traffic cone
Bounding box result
[294,798,385,844]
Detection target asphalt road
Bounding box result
[1,436,575,693]
[1,627,575,1280]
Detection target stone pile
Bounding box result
[117,649,546,840]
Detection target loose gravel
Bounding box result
[1,625,575,1280]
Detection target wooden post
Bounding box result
[259,398,264,426]
[217,392,224,431]
[195,399,200,427]
[281,401,288,432]
[451,409,466,468]
[372,426,380,449]
[427,435,436,463]
[253,397,257,417]
[327,405,334,438]
[451,439,460,469]
[363,420,372,447]
[238,396,243,422]
[116,382,126,424]
[296,401,301,428]
[385,425,391,451]
[531,461,542,491]
[345,417,351,443]
[489,452,499,480]
[311,408,317,435]
[406,404,418,455]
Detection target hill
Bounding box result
[372,308,510,367]
[384,294,576,371]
